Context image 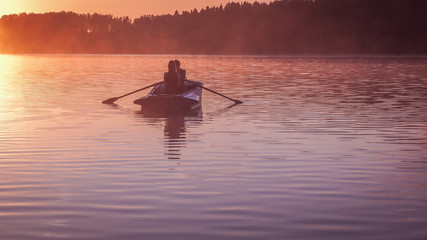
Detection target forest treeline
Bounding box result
[0,0,426,54]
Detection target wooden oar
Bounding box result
[102,82,162,104]
[188,80,243,104]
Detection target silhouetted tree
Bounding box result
[0,0,426,54]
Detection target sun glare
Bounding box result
[0,2,20,17]
[0,55,18,89]
[0,55,23,119]
[0,55,10,104]
[0,0,270,19]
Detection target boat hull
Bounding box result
[134,81,203,114]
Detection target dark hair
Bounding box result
[174,60,180,68]
[168,60,177,72]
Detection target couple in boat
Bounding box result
[164,60,187,94]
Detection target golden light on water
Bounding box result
[0,55,21,104]
[0,55,11,90]
[0,55,14,126]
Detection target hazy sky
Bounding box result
[0,0,270,18]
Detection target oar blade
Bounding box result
[102,97,119,104]
[188,81,243,104]
[102,82,162,105]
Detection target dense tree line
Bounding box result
[0,0,426,54]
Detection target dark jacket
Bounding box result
[164,72,182,93]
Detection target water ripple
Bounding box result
[0,55,426,240]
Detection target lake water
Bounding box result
[0,54,426,240]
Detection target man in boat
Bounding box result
[174,60,187,81]
[164,60,183,94]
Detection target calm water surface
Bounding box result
[0,55,426,240]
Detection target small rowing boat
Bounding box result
[133,80,203,114]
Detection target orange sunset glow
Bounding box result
[2,0,426,55]
[1,0,427,239]
[0,0,269,18]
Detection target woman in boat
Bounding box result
[164,60,183,94]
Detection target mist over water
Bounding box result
[0,54,426,240]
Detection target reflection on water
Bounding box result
[164,116,186,160]
[0,54,427,240]
[135,108,203,160]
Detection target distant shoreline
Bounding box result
[1,1,426,55]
